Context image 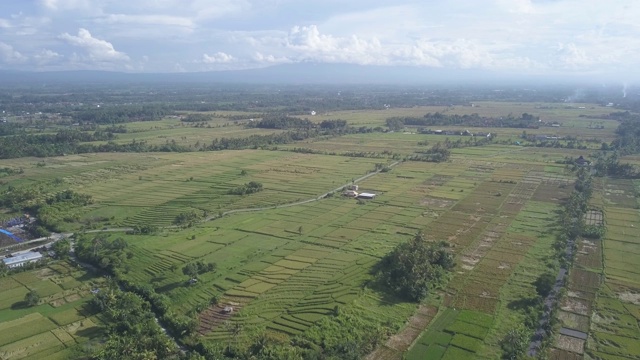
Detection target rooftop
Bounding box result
[2,251,42,266]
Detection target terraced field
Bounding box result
[0,262,105,360]
[0,101,636,358]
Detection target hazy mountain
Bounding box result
[0,63,608,86]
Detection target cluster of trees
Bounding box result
[72,104,173,124]
[75,234,132,274]
[0,185,93,233]
[386,112,539,130]
[0,129,118,159]
[611,112,640,155]
[247,115,314,129]
[227,182,263,195]
[182,113,213,122]
[592,152,637,178]
[377,233,454,301]
[182,261,217,280]
[561,167,594,240]
[407,144,451,163]
[204,131,314,151]
[89,287,183,359]
[174,210,204,227]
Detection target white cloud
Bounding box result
[253,52,291,64]
[59,28,130,63]
[202,52,235,63]
[40,0,91,11]
[33,49,62,64]
[0,42,27,64]
[0,0,636,76]
[99,14,194,29]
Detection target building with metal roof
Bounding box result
[2,251,43,268]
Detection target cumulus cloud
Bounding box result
[33,49,62,64]
[99,14,194,29]
[253,52,291,64]
[248,25,500,69]
[0,0,637,75]
[40,0,91,11]
[59,28,130,63]
[202,52,235,63]
[0,42,27,64]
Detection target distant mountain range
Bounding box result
[0,63,609,86]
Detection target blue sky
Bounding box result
[0,0,639,78]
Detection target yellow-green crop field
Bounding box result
[0,261,104,360]
[0,102,637,359]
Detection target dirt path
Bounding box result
[203,160,400,221]
[365,305,438,360]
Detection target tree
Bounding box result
[52,239,70,259]
[0,261,7,277]
[378,234,454,301]
[298,226,303,235]
[500,324,531,359]
[183,263,200,280]
[533,273,556,298]
[25,290,40,307]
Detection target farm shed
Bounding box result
[343,190,358,197]
[2,251,43,268]
[357,193,376,200]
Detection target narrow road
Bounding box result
[1,160,402,354]
[3,160,401,249]
[204,160,400,221]
[527,238,575,356]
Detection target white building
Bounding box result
[2,252,43,268]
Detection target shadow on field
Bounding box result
[507,297,539,311]
[11,301,29,310]
[155,281,183,293]
[77,272,96,282]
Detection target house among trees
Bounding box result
[575,156,591,167]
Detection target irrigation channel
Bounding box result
[1,160,401,353]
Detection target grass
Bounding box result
[0,262,104,359]
[0,102,635,358]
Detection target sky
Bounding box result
[0,0,639,79]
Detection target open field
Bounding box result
[0,101,636,358]
[0,261,104,360]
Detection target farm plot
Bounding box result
[76,151,386,228]
[406,308,494,360]
[584,194,640,359]
[602,178,637,208]
[0,261,104,360]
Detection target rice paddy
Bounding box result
[0,101,637,359]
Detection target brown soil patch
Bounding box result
[550,348,583,360]
[366,305,437,359]
[420,197,454,208]
[555,334,585,354]
[50,298,67,307]
[197,296,250,335]
[34,268,56,280]
[64,294,82,303]
[618,291,640,305]
[561,297,590,316]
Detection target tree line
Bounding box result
[386,112,540,130]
